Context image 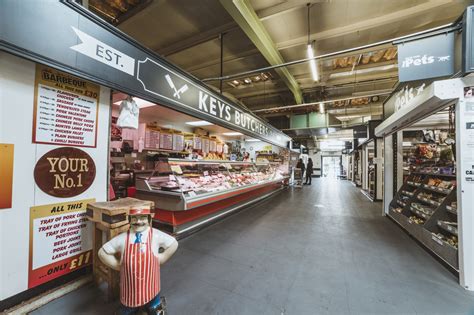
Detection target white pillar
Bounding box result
[376,138,384,200]
[383,136,393,215]
[456,97,474,291]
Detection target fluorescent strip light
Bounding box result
[307,44,319,81]
[185,121,213,127]
[245,138,261,142]
[113,97,155,109]
[319,102,325,114]
[222,132,243,136]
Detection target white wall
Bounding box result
[0,52,110,300]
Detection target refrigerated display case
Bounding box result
[135,158,289,235]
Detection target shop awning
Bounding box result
[375,78,461,137]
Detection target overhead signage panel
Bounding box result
[0,1,291,148]
[397,33,454,82]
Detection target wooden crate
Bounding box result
[87,197,154,228]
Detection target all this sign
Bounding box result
[397,33,454,82]
[29,199,94,288]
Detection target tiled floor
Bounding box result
[31,179,474,314]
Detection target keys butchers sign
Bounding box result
[397,33,454,82]
[0,1,290,148]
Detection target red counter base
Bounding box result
[153,182,283,237]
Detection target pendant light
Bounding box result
[307,3,319,82]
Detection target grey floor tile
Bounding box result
[30,179,474,315]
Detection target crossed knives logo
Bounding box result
[165,74,189,99]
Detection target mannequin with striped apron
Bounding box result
[121,227,160,308]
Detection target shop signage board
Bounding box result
[33,65,100,148]
[397,33,454,82]
[0,144,14,209]
[28,199,94,288]
[0,1,291,148]
[353,125,368,138]
[34,147,96,198]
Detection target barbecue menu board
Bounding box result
[160,131,173,150]
[173,134,184,151]
[33,65,100,148]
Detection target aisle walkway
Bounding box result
[31,179,474,314]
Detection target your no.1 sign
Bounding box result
[34,147,96,198]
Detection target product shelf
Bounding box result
[409,206,432,220]
[401,190,415,197]
[416,196,441,207]
[397,200,407,207]
[413,172,456,178]
[437,220,458,236]
[422,184,452,195]
[446,205,458,215]
[407,181,422,187]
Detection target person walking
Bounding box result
[305,158,313,185]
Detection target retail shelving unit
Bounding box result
[389,172,458,268]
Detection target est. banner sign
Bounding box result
[397,33,454,83]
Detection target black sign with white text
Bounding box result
[397,33,454,82]
[0,1,290,147]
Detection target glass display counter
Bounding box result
[136,159,289,232]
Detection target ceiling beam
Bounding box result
[219,0,303,104]
[276,0,455,51]
[157,21,239,56]
[187,48,260,73]
[256,0,326,21]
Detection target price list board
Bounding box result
[160,132,173,150]
[33,65,100,148]
[173,134,184,151]
[210,140,216,152]
[145,129,160,149]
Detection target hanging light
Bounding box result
[319,102,325,114]
[307,43,319,81]
[306,3,319,82]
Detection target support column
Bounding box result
[376,138,384,200]
[383,136,393,215]
[456,97,474,291]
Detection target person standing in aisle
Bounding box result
[304,158,313,185]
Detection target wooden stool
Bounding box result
[87,198,154,301]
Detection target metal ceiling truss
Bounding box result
[219,0,303,104]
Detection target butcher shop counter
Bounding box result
[134,158,289,237]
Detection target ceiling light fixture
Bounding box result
[307,3,319,82]
[185,120,214,127]
[223,132,243,136]
[245,138,261,142]
[113,96,155,109]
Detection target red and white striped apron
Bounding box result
[120,228,160,307]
